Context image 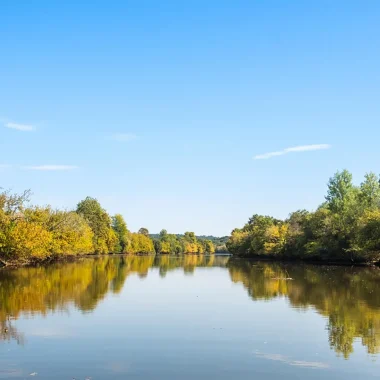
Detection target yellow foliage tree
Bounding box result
[183,242,198,254]
[127,233,155,254]
[7,220,52,261]
[160,241,171,254]
[264,224,289,255]
[197,242,205,254]
[50,212,94,255]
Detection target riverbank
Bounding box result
[228,254,380,267]
[0,252,222,269]
[3,252,379,270]
[0,254,84,269]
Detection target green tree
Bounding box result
[228,170,380,264]
[353,210,380,262]
[159,229,168,241]
[184,231,196,243]
[325,170,356,213]
[204,240,215,254]
[138,227,149,236]
[359,172,380,210]
[76,197,114,254]
[112,214,129,253]
[153,239,162,254]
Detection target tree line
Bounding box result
[150,233,229,253]
[152,230,215,255]
[0,191,215,265]
[227,170,380,264]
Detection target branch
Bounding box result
[0,257,7,267]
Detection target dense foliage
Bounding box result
[152,230,215,255]
[198,235,229,253]
[150,233,226,252]
[227,170,380,263]
[0,190,95,265]
[0,190,215,265]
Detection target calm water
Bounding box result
[1,255,380,379]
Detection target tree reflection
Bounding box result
[1,256,380,358]
[0,318,24,345]
[227,259,380,358]
[0,255,229,344]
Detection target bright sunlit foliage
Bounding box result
[0,190,215,265]
[227,170,380,264]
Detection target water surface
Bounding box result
[1,255,380,379]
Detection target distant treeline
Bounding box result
[0,190,218,266]
[227,170,380,264]
[150,234,229,253]
[151,230,215,255]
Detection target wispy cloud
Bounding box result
[254,144,331,160]
[23,165,78,171]
[254,351,329,369]
[5,122,35,132]
[110,133,137,142]
[290,361,329,369]
[0,164,11,170]
[254,150,286,160]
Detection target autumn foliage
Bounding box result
[0,189,214,265]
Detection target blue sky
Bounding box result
[1,1,379,236]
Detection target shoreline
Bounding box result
[2,251,379,269]
[0,252,224,269]
[228,255,380,267]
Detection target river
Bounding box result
[0,255,379,379]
